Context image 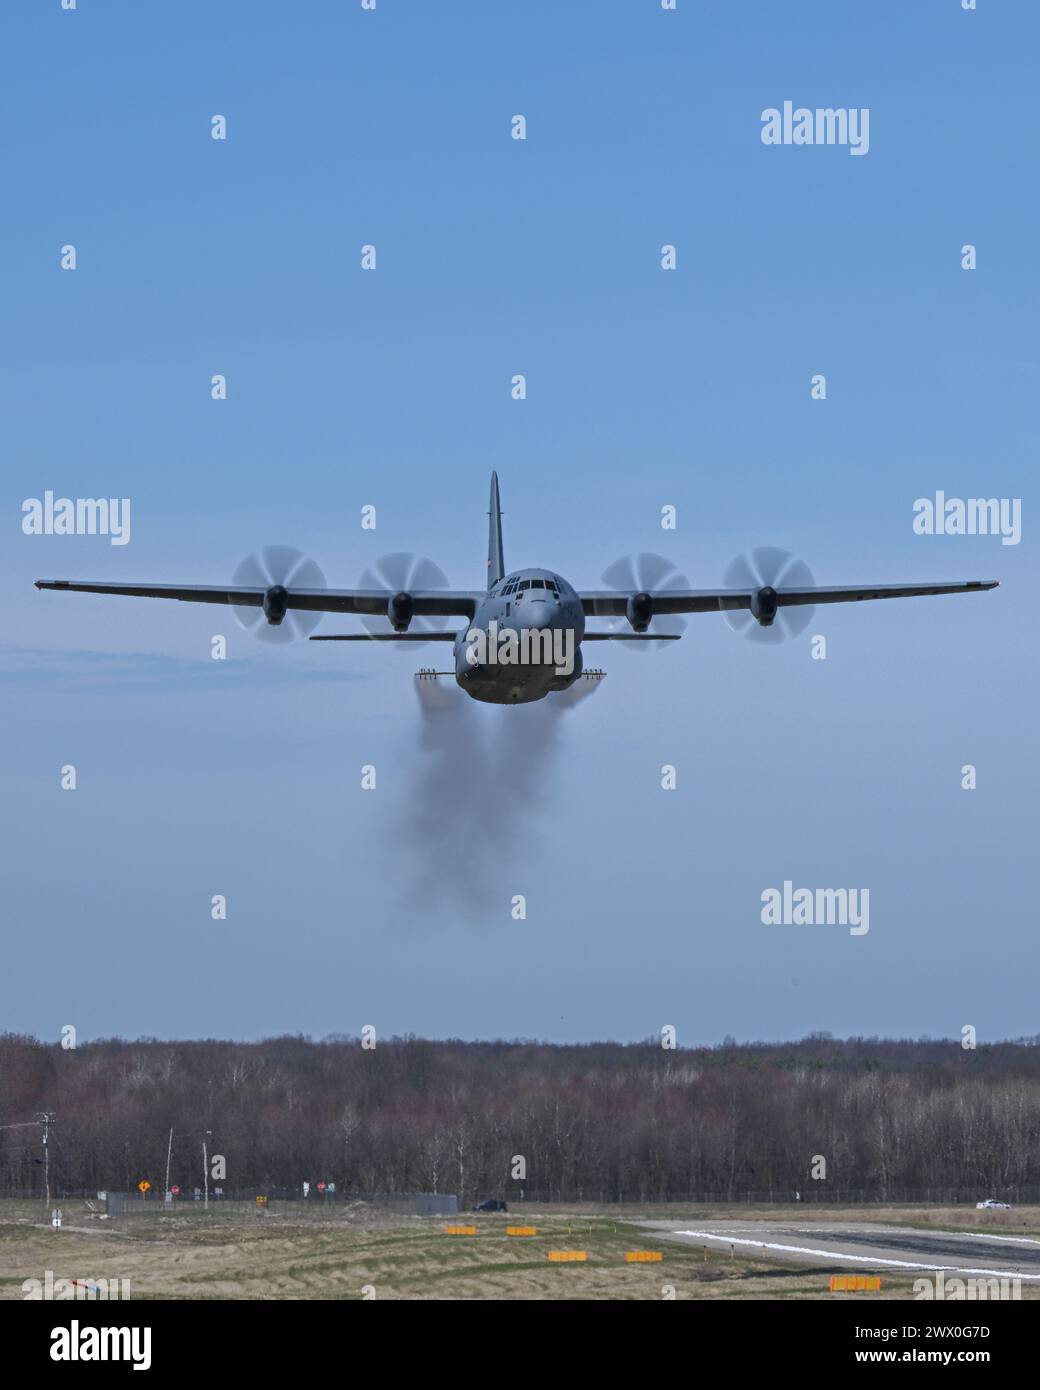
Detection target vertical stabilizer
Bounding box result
[487,471,505,588]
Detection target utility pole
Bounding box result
[164,1127,173,1200]
[203,1131,212,1210]
[38,1113,56,1209]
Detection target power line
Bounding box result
[0,1116,58,1204]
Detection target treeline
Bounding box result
[1,1032,1039,1202]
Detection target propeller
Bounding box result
[721,546,816,644]
[600,552,689,651]
[360,552,451,648]
[231,546,327,643]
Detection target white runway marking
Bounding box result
[673,1230,1040,1282]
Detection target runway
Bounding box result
[640,1220,1040,1282]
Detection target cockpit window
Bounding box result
[503,575,563,597]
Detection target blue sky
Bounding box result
[2,0,1036,1045]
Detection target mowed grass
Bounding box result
[1,1200,1038,1300]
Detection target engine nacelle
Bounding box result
[388,591,413,632]
[750,585,779,627]
[626,591,654,632]
[263,585,289,626]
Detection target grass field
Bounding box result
[2,1200,1038,1301]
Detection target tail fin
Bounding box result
[487,471,505,588]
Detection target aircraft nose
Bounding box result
[525,601,559,629]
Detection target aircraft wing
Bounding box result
[34,579,483,618]
[580,579,999,618]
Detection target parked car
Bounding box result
[473,1199,508,1212]
[975,1199,1011,1209]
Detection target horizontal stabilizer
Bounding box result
[311,632,459,641]
[583,632,680,641]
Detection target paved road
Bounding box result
[640,1220,1040,1281]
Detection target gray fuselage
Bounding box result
[454,568,586,703]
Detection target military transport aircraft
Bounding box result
[36,473,998,704]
